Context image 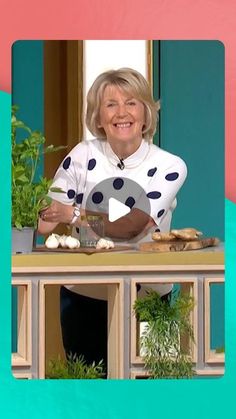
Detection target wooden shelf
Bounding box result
[11,280,32,367]
[11,247,224,379]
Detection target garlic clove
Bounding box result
[96,238,114,249]
[96,238,105,249]
[106,240,115,249]
[59,234,67,248]
[65,235,80,249]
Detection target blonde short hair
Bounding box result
[86,67,160,141]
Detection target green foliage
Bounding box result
[46,353,105,379]
[12,105,65,229]
[215,347,225,353]
[133,289,196,379]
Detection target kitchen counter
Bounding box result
[12,244,224,380]
[12,244,224,271]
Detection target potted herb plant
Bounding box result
[46,353,105,379]
[133,288,196,379]
[12,105,65,253]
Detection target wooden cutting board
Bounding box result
[139,237,220,252]
[34,245,133,254]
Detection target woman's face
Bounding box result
[99,84,145,148]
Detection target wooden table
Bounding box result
[12,246,224,379]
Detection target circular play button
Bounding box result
[84,177,151,235]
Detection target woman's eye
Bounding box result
[127,101,136,106]
[107,103,116,108]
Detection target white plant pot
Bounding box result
[139,320,180,358]
[12,227,35,254]
[139,321,148,357]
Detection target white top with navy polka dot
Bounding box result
[49,138,187,245]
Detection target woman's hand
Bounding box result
[38,200,76,235]
[40,200,74,224]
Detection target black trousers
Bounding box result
[60,286,107,367]
[60,286,172,368]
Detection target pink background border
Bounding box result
[0,0,234,200]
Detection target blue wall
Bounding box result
[155,41,224,240]
[211,283,225,349]
[12,40,44,133]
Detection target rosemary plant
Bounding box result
[133,288,196,379]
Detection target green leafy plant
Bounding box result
[46,353,105,379]
[12,105,65,229]
[133,288,196,379]
[215,347,225,353]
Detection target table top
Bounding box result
[12,244,224,270]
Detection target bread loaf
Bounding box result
[152,228,203,242]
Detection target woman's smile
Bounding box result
[114,122,132,128]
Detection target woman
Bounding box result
[38,68,187,368]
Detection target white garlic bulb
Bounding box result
[96,238,105,249]
[96,238,115,249]
[107,240,115,249]
[65,235,80,249]
[45,234,60,249]
[59,234,68,248]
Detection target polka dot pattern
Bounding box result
[88,159,96,170]
[76,193,83,204]
[67,189,76,199]
[76,227,80,234]
[157,209,165,218]
[113,178,124,190]
[165,172,179,181]
[125,197,135,208]
[155,228,161,232]
[147,167,157,177]
[50,139,187,242]
[63,156,71,170]
[92,192,103,204]
[147,191,161,199]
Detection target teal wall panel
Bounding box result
[12,40,44,180]
[152,41,160,146]
[12,40,44,134]
[210,283,225,350]
[157,41,224,239]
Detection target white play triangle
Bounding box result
[108,197,131,222]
